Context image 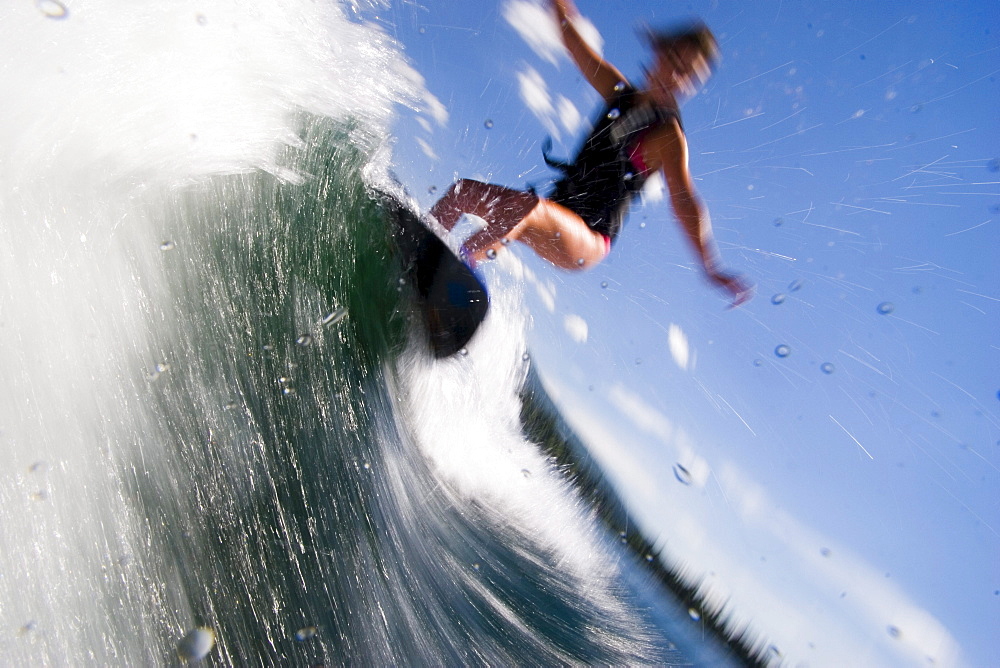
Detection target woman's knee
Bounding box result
[431,179,483,229]
[450,178,480,195]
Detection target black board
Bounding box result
[377,189,489,357]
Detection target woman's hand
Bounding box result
[708,269,754,308]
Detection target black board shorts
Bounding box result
[546,176,626,242]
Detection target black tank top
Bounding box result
[544,84,680,241]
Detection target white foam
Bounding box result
[4,1,431,192]
[397,264,617,580]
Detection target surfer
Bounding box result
[428,0,751,306]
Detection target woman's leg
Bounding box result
[429,179,539,232]
[494,199,609,269]
[429,179,608,270]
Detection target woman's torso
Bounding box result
[545,84,681,241]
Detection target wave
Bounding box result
[0,3,751,663]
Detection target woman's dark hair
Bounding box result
[644,21,720,66]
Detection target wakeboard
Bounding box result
[377,188,489,357]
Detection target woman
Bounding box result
[428,0,752,306]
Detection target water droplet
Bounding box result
[30,461,48,474]
[148,363,170,381]
[553,231,561,239]
[159,241,175,251]
[820,547,832,557]
[20,620,38,635]
[987,158,999,172]
[282,387,297,396]
[196,13,207,26]
[771,293,787,305]
[821,362,835,374]
[600,281,608,289]
[688,608,702,621]
[775,344,791,358]
[788,279,803,292]
[483,119,494,129]
[459,348,469,356]
[36,0,68,19]
[486,248,497,260]
[576,258,585,266]
[522,353,530,362]
[877,301,895,315]
[177,627,215,662]
[472,562,481,571]
[607,108,621,120]
[500,237,511,245]
[624,171,634,181]
[673,463,693,485]
[322,308,347,328]
[427,185,437,195]
[645,553,654,562]
[295,626,318,642]
[296,334,313,346]
[887,625,901,639]
[614,81,626,92]
[521,468,532,478]
[773,217,784,227]
[753,359,763,367]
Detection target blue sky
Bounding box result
[383,1,998,664]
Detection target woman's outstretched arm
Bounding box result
[648,122,754,306]
[549,0,627,101]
